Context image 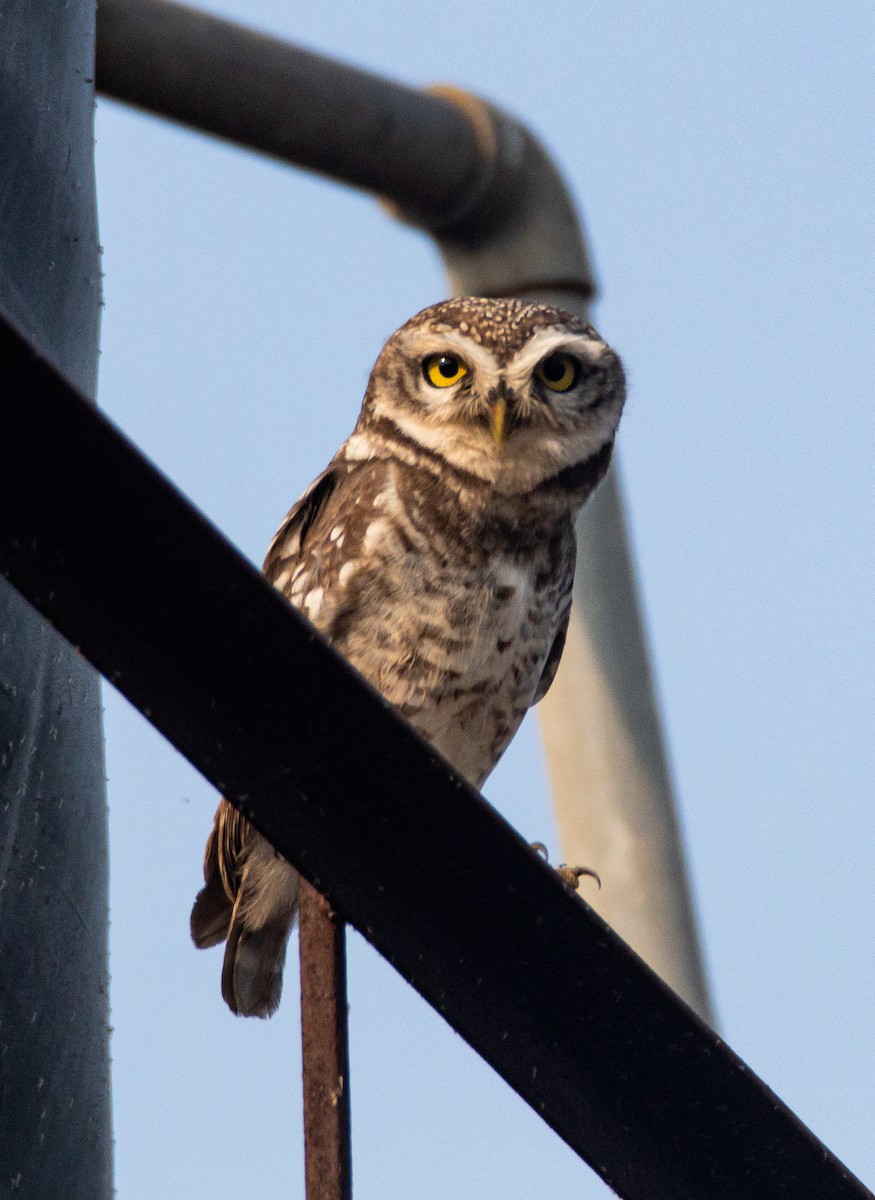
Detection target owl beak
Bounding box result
[490,397,508,450]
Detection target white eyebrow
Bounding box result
[403,330,501,381]
[504,329,606,390]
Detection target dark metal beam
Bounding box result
[0,314,869,1200]
[95,0,490,230]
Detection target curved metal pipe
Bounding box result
[96,0,488,228]
[95,0,712,1021]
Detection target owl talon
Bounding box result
[557,864,601,893]
[530,842,600,892]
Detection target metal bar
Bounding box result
[0,3,112,1196]
[299,881,352,1200]
[95,0,488,229]
[1,314,869,1200]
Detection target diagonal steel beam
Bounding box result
[1,310,869,1200]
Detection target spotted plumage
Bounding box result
[191,297,625,1016]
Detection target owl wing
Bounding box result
[190,464,342,950]
[532,606,570,706]
[263,465,338,583]
[190,801,248,948]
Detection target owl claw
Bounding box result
[530,842,600,893]
[556,864,601,893]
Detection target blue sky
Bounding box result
[95,2,873,1195]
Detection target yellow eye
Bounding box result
[536,353,580,392]
[423,354,469,388]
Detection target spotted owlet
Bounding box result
[190,296,625,1017]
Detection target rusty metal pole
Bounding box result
[299,878,352,1200]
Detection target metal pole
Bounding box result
[93,0,712,1018]
[299,881,352,1200]
[0,1,111,1197]
[537,469,714,1018]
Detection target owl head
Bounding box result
[356,297,625,496]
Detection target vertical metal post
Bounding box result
[536,471,714,1021]
[299,879,352,1200]
[0,2,112,1196]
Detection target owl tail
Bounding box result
[221,905,291,1018]
[190,834,298,1018]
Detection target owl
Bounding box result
[191,297,625,1017]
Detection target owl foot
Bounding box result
[530,842,601,894]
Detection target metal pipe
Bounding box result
[94,0,712,1017]
[538,468,715,1019]
[0,1,112,1195]
[95,0,488,229]
[299,880,352,1200]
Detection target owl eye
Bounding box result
[535,353,580,393]
[423,354,469,388]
